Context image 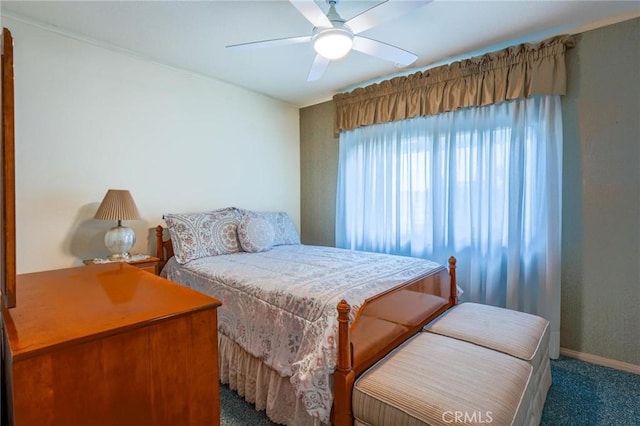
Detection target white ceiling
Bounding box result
[2,1,639,107]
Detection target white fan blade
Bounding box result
[226,35,311,50]
[307,54,330,81]
[352,36,417,66]
[290,0,332,28]
[347,0,433,35]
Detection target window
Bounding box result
[336,95,563,357]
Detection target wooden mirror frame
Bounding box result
[1,27,16,308]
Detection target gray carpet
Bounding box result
[220,356,640,425]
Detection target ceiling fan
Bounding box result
[226,0,433,81]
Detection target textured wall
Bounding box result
[561,17,639,365]
[300,18,640,366]
[300,101,338,247]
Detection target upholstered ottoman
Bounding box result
[423,302,551,424]
[352,332,535,426]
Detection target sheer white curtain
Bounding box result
[336,95,562,357]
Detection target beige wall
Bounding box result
[300,18,640,365]
[7,17,300,273]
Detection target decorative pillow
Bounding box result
[237,214,275,253]
[259,211,301,246]
[164,209,241,264]
[210,206,243,220]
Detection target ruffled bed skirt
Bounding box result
[218,333,327,426]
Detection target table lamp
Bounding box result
[94,189,141,260]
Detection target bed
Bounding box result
[154,207,458,426]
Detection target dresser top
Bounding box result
[2,263,221,360]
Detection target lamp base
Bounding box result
[109,252,132,261]
[104,224,136,261]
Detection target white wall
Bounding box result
[5,17,300,273]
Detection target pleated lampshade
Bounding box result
[94,189,141,221]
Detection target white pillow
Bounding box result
[237,214,275,253]
[259,211,301,246]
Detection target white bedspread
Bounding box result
[162,244,442,422]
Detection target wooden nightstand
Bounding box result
[83,256,161,275]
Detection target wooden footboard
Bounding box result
[154,225,457,426]
[333,257,458,426]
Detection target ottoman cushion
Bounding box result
[353,333,534,426]
[424,302,549,372]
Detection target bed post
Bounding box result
[155,225,165,270]
[449,256,458,305]
[333,299,355,426]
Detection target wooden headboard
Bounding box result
[155,225,174,272]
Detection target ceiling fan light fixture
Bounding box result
[313,27,353,60]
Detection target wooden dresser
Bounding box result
[1,263,221,426]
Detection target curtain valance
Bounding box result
[333,34,575,133]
